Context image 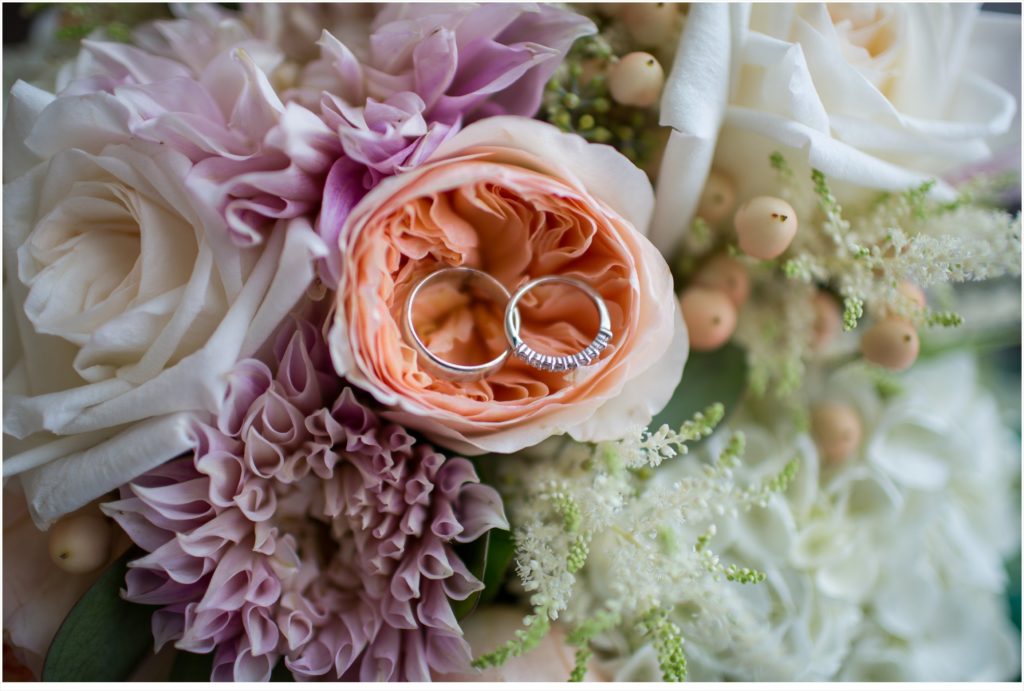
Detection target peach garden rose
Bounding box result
[329,116,687,454]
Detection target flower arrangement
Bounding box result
[2,2,1020,684]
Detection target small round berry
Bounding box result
[861,316,920,371]
[608,52,665,108]
[697,170,737,224]
[810,291,842,351]
[734,196,799,259]
[692,254,750,307]
[898,281,926,310]
[48,514,112,574]
[679,287,738,351]
[620,3,680,48]
[811,401,863,464]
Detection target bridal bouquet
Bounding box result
[3,2,1020,683]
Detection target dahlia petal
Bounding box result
[287,639,333,680]
[455,482,509,542]
[399,503,427,536]
[279,610,314,650]
[210,639,240,682]
[152,602,188,651]
[129,477,214,523]
[180,605,241,653]
[252,521,278,556]
[130,539,212,585]
[380,593,415,630]
[246,558,283,607]
[434,456,479,497]
[196,449,246,509]
[441,555,484,602]
[177,508,250,558]
[418,537,454,580]
[359,624,400,682]
[404,474,434,506]
[234,477,277,522]
[76,40,192,88]
[401,628,432,682]
[124,567,207,605]
[264,102,339,173]
[315,29,366,105]
[429,500,463,540]
[198,543,258,612]
[242,604,279,657]
[315,156,367,286]
[232,644,276,683]
[242,426,287,478]
[390,552,422,602]
[116,316,508,681]
[101,497,176,551]
[425,629,473,675]
[416,580,461,635]
[218,359,273,436]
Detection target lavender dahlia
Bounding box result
[103,318,507,681]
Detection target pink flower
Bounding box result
[103,317,507,681]
[329,116,688,454]
[295,3,595,125]
[53,4,593,284]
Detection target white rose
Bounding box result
[2,80,326,527]
[652,3,1018,256]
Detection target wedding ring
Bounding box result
[403,267,513,382]
[504,276,612,373]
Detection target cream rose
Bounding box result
[651,3,1018,256]
[3,81,326,526]
[329,116,687,454]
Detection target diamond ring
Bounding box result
[503,275,612,373]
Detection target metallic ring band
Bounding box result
[504,276,613,373]
[403,267,514,382]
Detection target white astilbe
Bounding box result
[682,156,1021,399]
[474,405,799,681]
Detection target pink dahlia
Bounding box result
[103,318,507,681]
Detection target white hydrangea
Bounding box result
[615,351,1020,681]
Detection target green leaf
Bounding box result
[451,528,515,620]
[169,653,294,682]
[169,651,214,682]
[270,659,294,682]
[649,342,748,433]
[43,549,157,682]
[479,528,515,604]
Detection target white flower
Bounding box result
[651,3,1019,256]
[618,352,1019,681]
[2,79,326,527]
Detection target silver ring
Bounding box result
[504,276,613,373]
[403,267,514,382]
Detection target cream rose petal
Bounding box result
[652,4,1018,257]
[4,83,326,526]
[2,81,53,183]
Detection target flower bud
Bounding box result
[608,52,664,108]
[697,170,737,224]
[734,196,798,259]
[692,254,750,307]
[679,287,738,351]
[620,3,680,48]
[811,401,863,463]
[810,290,842,351]
[48,514,112,574]
[860,316,920,371]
